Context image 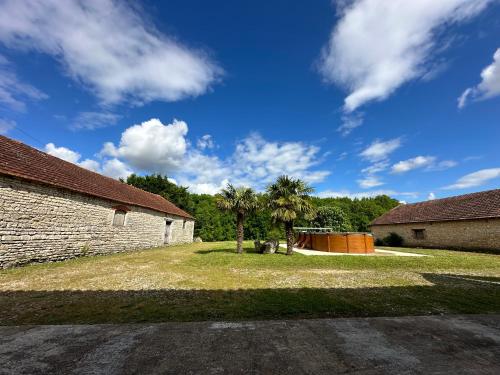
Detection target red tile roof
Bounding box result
[0,135,193,219]
[371,189,500,225]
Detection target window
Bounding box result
[183,219,187,229]
[412,229,425,240]
[113,210,126,226]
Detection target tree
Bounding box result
[216,184,259,254]
[266,175,316,255]
[312,206,351,232]
[125,174,194,213]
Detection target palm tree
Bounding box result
[267,175,316,255]
[216,184,259,254]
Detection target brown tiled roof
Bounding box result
[0,135,193,219]
[371,189,500,225]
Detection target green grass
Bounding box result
[0,241,499,325]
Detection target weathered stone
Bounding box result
[371,218,500,251]
[0,175,194,268]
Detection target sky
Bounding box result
[0,0,499,202]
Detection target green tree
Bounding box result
[266,175,316,255]
[312,206,351,232]
[216,184,259,254]
[125,174,194,213]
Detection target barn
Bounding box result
[371,189,500,252]
[0,135,194,268]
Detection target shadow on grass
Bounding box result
[1,273,499,326]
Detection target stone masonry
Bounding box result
[371,218,500,251]
[0,175,194,268]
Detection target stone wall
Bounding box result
[371,218,500,251]
[0,175,194,268]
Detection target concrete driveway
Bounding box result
[1,315,499,374]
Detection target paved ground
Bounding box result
[1,315,499,374]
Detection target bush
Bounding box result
[382,232,404,247]
[374,238,385,246]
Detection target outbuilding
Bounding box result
[370,189,500,251]
[0,135,194,268]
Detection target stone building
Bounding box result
[0,135,194,268]
[371,189,500,251]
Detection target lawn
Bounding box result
[1,241,499,325]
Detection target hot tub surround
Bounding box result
[294,230,374,254]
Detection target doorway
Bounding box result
[164,219,173,244]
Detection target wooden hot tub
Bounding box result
[295,232,374,254]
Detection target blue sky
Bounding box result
[0,0,499,201]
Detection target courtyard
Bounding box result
[1,241,499,325]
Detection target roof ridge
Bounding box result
[398,188,500,207]
[0,135,193,219]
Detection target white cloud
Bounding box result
[0,118,16,134]
[319,0,491,112]
[391,156,457,173]
[101,118,188,173]
[71,112,121,130]
[458,48,500,108]
[44,143,81,164]
[427,192,436,200]
[361,161,388,175]
[360,138,401,162]
[0,0,221,106]
[100,158,133,180]
[196,134,215,150]
[317,189,418,200]
[426,159,458,171]
[357,175,384,189]
[391,156,436,174]
[179,132,330,193]
[44,119,330,194]
[44,142,132,180]
[0,55,47,111]
[338,113,364,136]
[443,168,500,189]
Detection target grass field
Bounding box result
[1,241,499,325]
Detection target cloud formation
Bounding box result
[391,156,436,174]
[360,138,401,163]
[0,0,221,106]
[444,168,500,189]
[71,112,121,130]
[0,118,16,134]
[458,48,500,108]
[319,0,491,112]
[101,118,188,172]
[0,55,47,111]
[46,118,330,194]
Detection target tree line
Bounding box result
[125,174,399,245]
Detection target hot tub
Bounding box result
[295,232,374,254]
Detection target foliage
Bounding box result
[382,232,405,247]
[126,174,400,242]
[266,175,316,254]
[215,184,259,253]
[311,206,352,232]
[124,174,194,212]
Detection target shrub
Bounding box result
[382,232,404,247]
[374,238,385,246]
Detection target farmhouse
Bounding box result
[371,189,500,251]
[0,135,194,268]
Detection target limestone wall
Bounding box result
[0,175,194,268]
[371,218,500,251]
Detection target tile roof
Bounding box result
[371,189,500,225]
[0,135,193,219]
